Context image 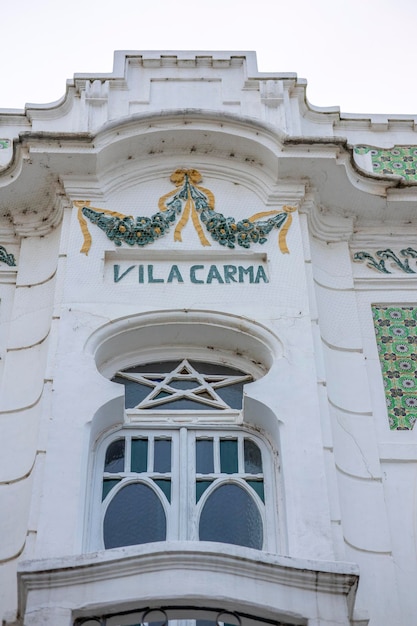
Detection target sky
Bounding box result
[1,0,416,115]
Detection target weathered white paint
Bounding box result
[0,50,417,626]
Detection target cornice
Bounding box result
[11,182,69,238]
[300,194,354,243]
[1,109,417,241]
[18,543,359,618]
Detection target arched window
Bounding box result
[89,359,278,553]
[112,359,251,411]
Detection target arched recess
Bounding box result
[85,309,283,445]
[90,111,284,200]
[86,309,281,379]
[83,310,284,554]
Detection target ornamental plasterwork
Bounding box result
[113,359,252,410]
[373,306,417,430]
[354,146,417,181]
[75,169,296,254]
[0,245,16,267]
[353,249,417,274]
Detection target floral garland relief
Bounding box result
[75,169,296,255]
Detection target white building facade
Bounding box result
[1,51,417,626]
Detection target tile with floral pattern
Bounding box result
[355,146,417,181]
[372,305,417,430]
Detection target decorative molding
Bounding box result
[76,169,297,254]
[260,80,284,108]
[372,305,417,430]
[353,248,417,274]
[18,543,359,621]
[299,194,354,243]
[85,309,282,379]
[11,182,69,238]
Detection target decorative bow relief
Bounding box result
[76,169,296,254]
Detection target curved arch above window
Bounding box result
[85,310,282,381]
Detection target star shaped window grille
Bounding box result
[114,359,252,410]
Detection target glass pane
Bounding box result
[149,398,217,410]
[103,483,166,548]
[196,439,214,473]
[104,439,125,472]
[246,479,265,502]
[196,480,213,502]
[102,479,120,501]
[190,360,250,409]
[153,479,171,503]
[244,439,263,474]
[199,483,263,549]
[170,379,200,389]
[154,439,171,473]
[215,383,246,409]
[154,390,173,401]
[220,439,238,474]
[113,361,181,409]
[131,438,148,473]
[112,375,154,409]
[114,360,251,410]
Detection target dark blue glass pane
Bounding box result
[112,375,154,409]
[131,438,148,473]
[104,439,125,472]
[196,480,213,502]
[190,361,250,409]
[149,398,216,410]
[220,439,238,473]
[244,439,263,474]
[103,483,166,548]
[113,360,251,410]
[246,479,265,502]
[153,479,171,503]
[199,483,263,549]
[170,379,201,389]
[102,479,120,501]
[154,439,171,472]
[196,439,214,473]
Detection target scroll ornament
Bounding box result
[0,245,16,267]
[353,248,417,274]
[76,169,296,255]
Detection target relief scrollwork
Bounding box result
[0,245,16,267]
[353,248,417,274]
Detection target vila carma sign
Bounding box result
[113,263,269,284]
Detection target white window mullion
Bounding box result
[238,434,244,474]
[149,434,154,472]
[178,426,189,540]
[213,435,220,473]
[125,435,132,473]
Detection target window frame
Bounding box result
[89,424,279,553]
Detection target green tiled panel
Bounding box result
[372,305,417,430]
[355,146,417,181]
